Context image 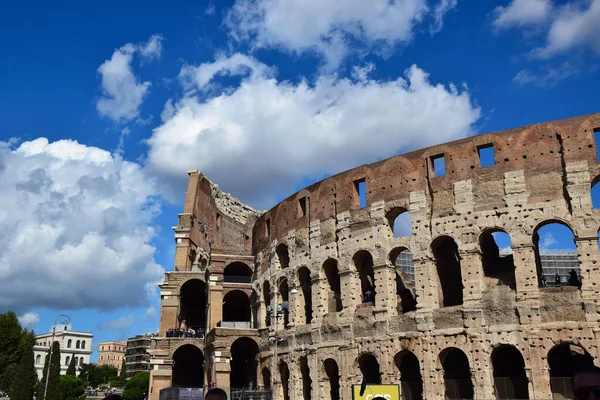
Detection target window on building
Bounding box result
[76,340,80,349]
[101,355,103,360]
[79,358,83,366]
[265,218,271,237]
[431,154,446,177]
[82,340,86,349]
[298,196,308,218]
[36,355,41,364]
[478,144,495,167]
[354,178,367,209]
[67,339,72,348]
[65,356,70,366]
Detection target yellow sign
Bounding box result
[352,384,400,400]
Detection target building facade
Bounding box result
[34,328,93,379]
[149,113,600,400]
[126,334,155,378]
[98,341,127,375]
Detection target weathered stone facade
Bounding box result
[149,113,600,400]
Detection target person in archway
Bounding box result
[555,273,561,286]
[205,388,227,400]
[572,366,600,400]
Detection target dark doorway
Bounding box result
[548,343,594,399]
[358,353,381,384]
[261,367,271,390]
[480,230,516,290]
[440,347,474,399]
[224,262,253,283]
[223,290,251,323]
[172,345,204,388]
[276,244,290,269]
[323,259,343,312]
[230,337,258,389]
[300,356,312,400]
[354,251,376,305]
[324,359,340,400]
[279,361,290,400]
[432,237,463,307]
[263,281,271,327]
[492,345,529,399]
[279,278,290,328]
[180,279,207,331]
[298,267,313,324]
[394,351,423,400]
[390,247,417,314]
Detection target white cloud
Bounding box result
[513,62,578,87]
[143,306,157,318]
[431,0,458,34]
[96,34,163,123]
[534,0,600,58]
[492,0,552,29]
[540,232,558,249]
[98,315,135,330]
[146,54,480,208]
[18,312,40,330]
[226,0,455,68]
[0,138,164,313]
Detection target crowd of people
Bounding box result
[166,327,205,338]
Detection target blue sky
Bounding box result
[1,0,599,361]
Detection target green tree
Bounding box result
[43,341,61,400]
[0,311,25,374]
[66,356,77,376]
[58,375,86,400]
[122,372,149,400]
[78,364,119,387]
[10,337,37,400]
[120,357,127,378]
[36,353,50,400]
[0,363,18,393]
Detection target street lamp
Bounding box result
[43,314,71,400]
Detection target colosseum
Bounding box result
[148,112,600,400]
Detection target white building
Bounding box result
[33,327,93,379]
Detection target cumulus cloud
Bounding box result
[18,312,40,330]
[431,0,458,34]
[492,0,552,29]
[540,232,558,249]
[493,0,600,58]
[0,138,164,313]
[513,62,578,87]
[226,0,456,68]
[98,315,135,330]
[96,34,163,123]
[146,54,480,208]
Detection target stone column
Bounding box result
[414,256,438,310]
[340,269,361,311]
[459,250,484,306]
[311,276,325,322]
[512,244,540,302]
[257,299,265,329]
[158,292,179,337]
[575,236,600,322]
[528,339,552,400]
[470,338,494,400]
[207,271,224,330]
[373,264,396,319]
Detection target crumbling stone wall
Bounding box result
[150,113,600,400]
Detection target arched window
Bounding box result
[36,355,41,364]
[440,347,474,399]
[230,337,258,390]
[222,290,251,325]
[548,343,594,399]
[73,357,78,366]
[279,361,290,400]
[263,281,271,327]
[180,279,207,331]
[432,236,463,307]
[390,247,417,313]
[100,355,103,360]
[387,208,412,238]
[480,229,516,290]
[300,356,312,400]
[278,278,290,328]
[79,358,83,366]
[65,356,70,366]
[323,259,342,312]
[81,340,86,349]
[323,359,340,400]
[357,353,381,384]
[492,345,529,399]
[276,244,290,269]
[298,267,312,324]
[224,262,253,283]
[67,339,72,348]
[394,351,423,400]
[353,251,376,305]
[76,340,80,349]
[533,221,578,289]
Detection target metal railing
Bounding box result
[230,389,271,400]
[219,321,251,329]
[223,275,252,284]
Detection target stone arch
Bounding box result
[323,258,343,312]
[298,266,313,324]
[263,280,272,327]
[277,277,290,327]
[353,250,376,305]
[230,337,259,390]
[279,360,290,400]
[323,358,340,400]
[172,344,204,388]
[356,352,381,384]
[389,247,417,313]
[548,342,594,399]
[439,347,474,399]
[276,243,290,269]
[300,355,312,400]
[224,262,252,283]
[479,228,516,290]
[394,350,423,400]
[532,220,578,288]
[431,236,463,307]
[179,279,207,330]
[491,344,529,399]
[223,290,251,324]
[386,207,412,238]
